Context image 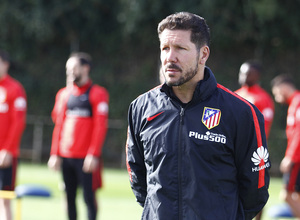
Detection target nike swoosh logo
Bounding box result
[147,111,164,121]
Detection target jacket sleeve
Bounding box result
[50,88,68,156]
[235,104,270,220]
[3,83,27,156]
[126,102,147,207]
[87,86,109,157]
[260,95,274,139]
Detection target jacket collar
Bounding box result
[161,67,217,106]
[72,80,93,95]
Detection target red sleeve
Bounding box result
[51,90,62,123]
[4,83,27,156]
[87,86,109,157]
[50,88,69,156]
[286,102,300,162]
[259,94,274,139]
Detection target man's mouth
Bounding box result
[165,64,182,74]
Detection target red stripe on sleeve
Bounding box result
[126,127,133,182]
[217,84,265,188]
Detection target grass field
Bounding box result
[10,162,291,220]
[14,162,142,220]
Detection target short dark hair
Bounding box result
[0,49,10,63]
[157,12,210,51]
[69,52,92,67]
[271,74,295,88]
[243,60,263,73]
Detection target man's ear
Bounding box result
[199,46,210,65]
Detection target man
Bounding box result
[0,49,27,220]
[126,12,270,220]
[271,74,300,217]
[236,60,274,138]
[48,52,109,220]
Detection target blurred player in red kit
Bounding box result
[48,52,109,220]
[0,49,27,220]
[271,74,300,218]
[236,60,274,138]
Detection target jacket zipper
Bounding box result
[178,107,185,220]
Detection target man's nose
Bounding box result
[166,49,177,63]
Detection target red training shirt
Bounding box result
[285,91,300,162]
[50,80,109,158]
[235,84,274,138]
[0,74,27,157]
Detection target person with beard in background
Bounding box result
[236,60,274,139]
[48,52,109,220]
[0,49,27,220]
[271,74,300,218]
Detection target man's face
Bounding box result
[0,57,9,79]
[160,29,200,87]
[66,57,84,85]
[272,84,287,104]
[238,64,258,87]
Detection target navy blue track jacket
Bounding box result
[126,67,270,220]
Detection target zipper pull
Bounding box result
[180,107,185,124]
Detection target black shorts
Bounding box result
[61,157,102,191]
[0,158,18,191]
[284,162,300,192]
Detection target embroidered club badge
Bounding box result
[202,107,221,129]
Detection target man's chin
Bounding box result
[166,80,182,87]
[166,82,177,87]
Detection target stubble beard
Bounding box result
[166,63,199,87]
[73,75,82,86]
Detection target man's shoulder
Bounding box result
[234,87,244,94]
[131,85,163,104]
[129,85,163,120]
[217,83,262,116]
[4,75,24,89]
[90,84,109,95]
[291,92,300,107]
[3,75,26,97]
[254,85,272,98]
[217,83,248,103]
[294,92,300,100]
[88,84,109,104]
[56,86,69,96]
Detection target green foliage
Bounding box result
[0,0,299,167]
[1,0,300,116]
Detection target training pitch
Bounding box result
[12,163,285,220]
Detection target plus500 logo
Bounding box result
[189,131,227,144]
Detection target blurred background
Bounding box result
[1,0,299,175]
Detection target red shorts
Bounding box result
[0,158,18,191]
[284,162,300,192]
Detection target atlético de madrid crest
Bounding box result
[202,107,221,129]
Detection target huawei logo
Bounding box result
[251,146,269,166]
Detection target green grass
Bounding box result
[10,162,291,220]
[14,162,142,220]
